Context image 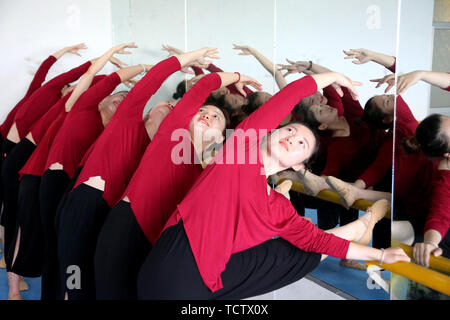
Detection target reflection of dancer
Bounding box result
[95,62,259,299]
[164,44,271,127]
[137,71,410,300]
[277,60,389,270]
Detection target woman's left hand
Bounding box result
[413,242,443,268]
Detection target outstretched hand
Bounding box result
[113,42,138,54]
[234,74,262,97]
[162,44,184,56]
[65,43,88,56]
[330,73,362,100]
[188,47,220,69]
[277,59,310,77]
[232,44,252,56]
[370,74,395,93]
[109,56,128,69]
[343,48,372,65]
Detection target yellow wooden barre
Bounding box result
[366,259,450,296]
[278,179,391,219]
[392,241,450,275]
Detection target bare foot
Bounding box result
[19,277,29,291]
[356,199,389,246]
[326,176,357,208]
[8,293,23,300]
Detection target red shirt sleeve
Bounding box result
[323,85,344,116]
[0,56,57,138]
[358,133,393,187]
[271,191,350,259]
[387,58,396,73]
[424,170,450,239]
[395,95,418,144]
[238,75,317,134]
[43,61,92,91]
[191,66,204,76]
[113,56,181,121]
[25,56,58,97]
[71,73,120,113]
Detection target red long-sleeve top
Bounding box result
[125,73,218,245]
[19,112,67,179]
[13,61,92,139]
[163,75,350,293]
[320,86,382,180]
[73,57,181,207]
[424,170,450,239]
[0,56,57,138]
[18,76,108,179]
[45,73,120,179]
[192,64,254,97]
[28,75,106,146]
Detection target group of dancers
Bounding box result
[0,42,448,300]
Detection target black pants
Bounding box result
[57,183,110,300]
[95,201,151,300]
[0,138,18,226]
[137,220,321,300]
[1,138,35,264]
[317,200,359,231]
[7,174,44,277]
[39,169,71,300]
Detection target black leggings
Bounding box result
[7,174,44,277]
[0,138,18,226]
[1,138,35,265]
[95,200,151,300]
[137,220,321,300]
[39,169,71,300]
[57,183,110,300]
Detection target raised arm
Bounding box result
[51,43,88,59]
[343,48,396,72]
[240,72,361,133]
[65,43,137,112]
[233,44,287,90]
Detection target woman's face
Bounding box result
[144,101,174,139]
[265,122,316,170]
[189,105,227,143]
[224,93,247,111]
[309,104,338,125]
[372,94,395,116]
[300,91,327,108]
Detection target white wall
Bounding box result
[111,0,399,113]
[0,0,114,124]
[396,0,435,120]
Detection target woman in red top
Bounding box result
[94,65,259,299]
[410,114,450,264]
[164,44,271,127]
[6,44,139,301]
[136,72,409,300]
[56,47,222,300]
[0,44,84,233]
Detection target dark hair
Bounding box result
[294,104,323,133]
[241,92,269,115]
[415,114,448,158]
[357,96,392,130]
[173,80,188,100]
